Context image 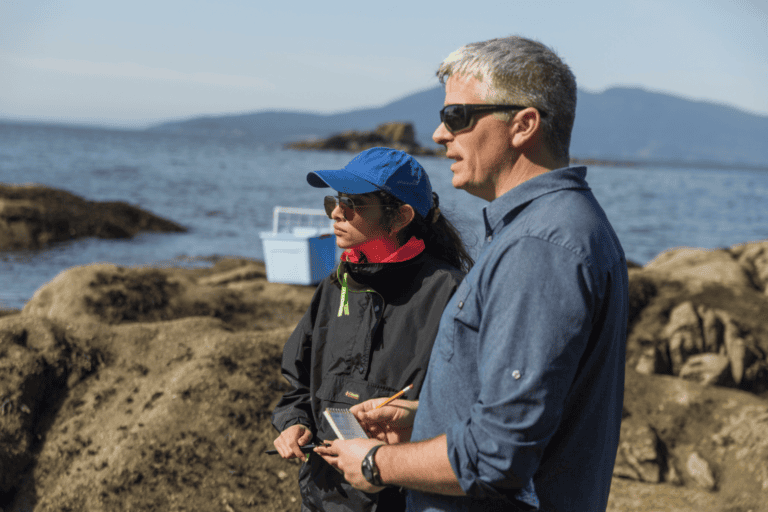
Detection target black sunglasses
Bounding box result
[439,104,547,134]
[324,195,387,220]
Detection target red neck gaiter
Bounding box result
[341,236,426,264]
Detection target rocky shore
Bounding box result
[0,184,186,251]
[1,240,768,511]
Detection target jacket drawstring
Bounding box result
[338,272,350,317]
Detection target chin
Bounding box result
[452,177,468,190]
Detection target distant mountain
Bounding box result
[147,86,768,167]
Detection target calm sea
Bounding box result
[1,121,767,309]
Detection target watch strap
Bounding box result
[361,444,386,487]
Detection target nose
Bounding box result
[432,121,452,145]
[331,201,346,222]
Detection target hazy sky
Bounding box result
[1,0,766,128]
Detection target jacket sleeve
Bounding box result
[271,286,321,434]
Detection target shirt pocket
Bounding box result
[315,375,398,407]
[439,281,480,361]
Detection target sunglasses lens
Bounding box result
[441,105,469,133]
[324,196,356,219]
[323,196,336,218]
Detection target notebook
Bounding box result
[323,408,369,440]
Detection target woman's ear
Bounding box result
[390,204,416,236]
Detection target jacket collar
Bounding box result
[333,251,428,292]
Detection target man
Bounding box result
[316,35,628,511]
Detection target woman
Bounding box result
[271,147,473,511]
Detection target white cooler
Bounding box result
[259,207,337,285]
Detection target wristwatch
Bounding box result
[361,444,386,487]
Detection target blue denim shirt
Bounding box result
[407,167,628,511]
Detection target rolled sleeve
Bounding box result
[446,236,595,500]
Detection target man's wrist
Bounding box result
[361,444,387,487]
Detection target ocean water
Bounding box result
[1,121,767,310]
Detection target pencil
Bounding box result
[375,383,413,409]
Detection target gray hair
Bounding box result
[437,36,577,162]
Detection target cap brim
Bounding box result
[306,170,380,194]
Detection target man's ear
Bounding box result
[509,107,543,149]
[390,204,416,235]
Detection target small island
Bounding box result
[284,121,444,157]
[0,183,186,251]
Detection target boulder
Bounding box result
[678,353,731,386]
[732,240,768,294]
[614,421,665,483]
[0,184,186,251]
[627,241,768,393]
[644,247,754,290]
[2,259,316,511]
[614,370,768,510]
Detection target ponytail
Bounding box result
[374,190,474,273]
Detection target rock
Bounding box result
[2,259,316,511]
[614,239,768,510]
[662,302,701,340]
[0,316,101,494]
[697,305,724,353]
[374,122,416,145]
[284,122,443,156]
[743,359,768,395]
[723,320,757,386]
[634,346,669,375]
[615,421,664,483]
[686,452,716,490]
[668,331,702,376]
[732,240,768,294]
[0,184,186,251]
[645,247,755,290]
[711,404,768,491]
[678,353,731,386]
[21,261,307,330]
[627,270,657,329]
[196,263,266,287]
[662,302,704,372]
[7,238,768,511]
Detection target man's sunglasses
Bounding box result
[439,104,547,134]
[324,195,388,220]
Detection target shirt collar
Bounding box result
[483,166,590,236]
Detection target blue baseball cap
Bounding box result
[307,147,433,218]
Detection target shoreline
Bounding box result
[2,242,768,510]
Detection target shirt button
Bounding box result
[487,235,493,242]
[512,370,521,380]
[458,301,464,309]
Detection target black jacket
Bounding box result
[272,252,464,512]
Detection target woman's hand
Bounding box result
[273,424,313,459]
[314,439,386,493]
[351,399,418,444]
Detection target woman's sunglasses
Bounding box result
[324,195,387,220]
[439,104,547,134]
